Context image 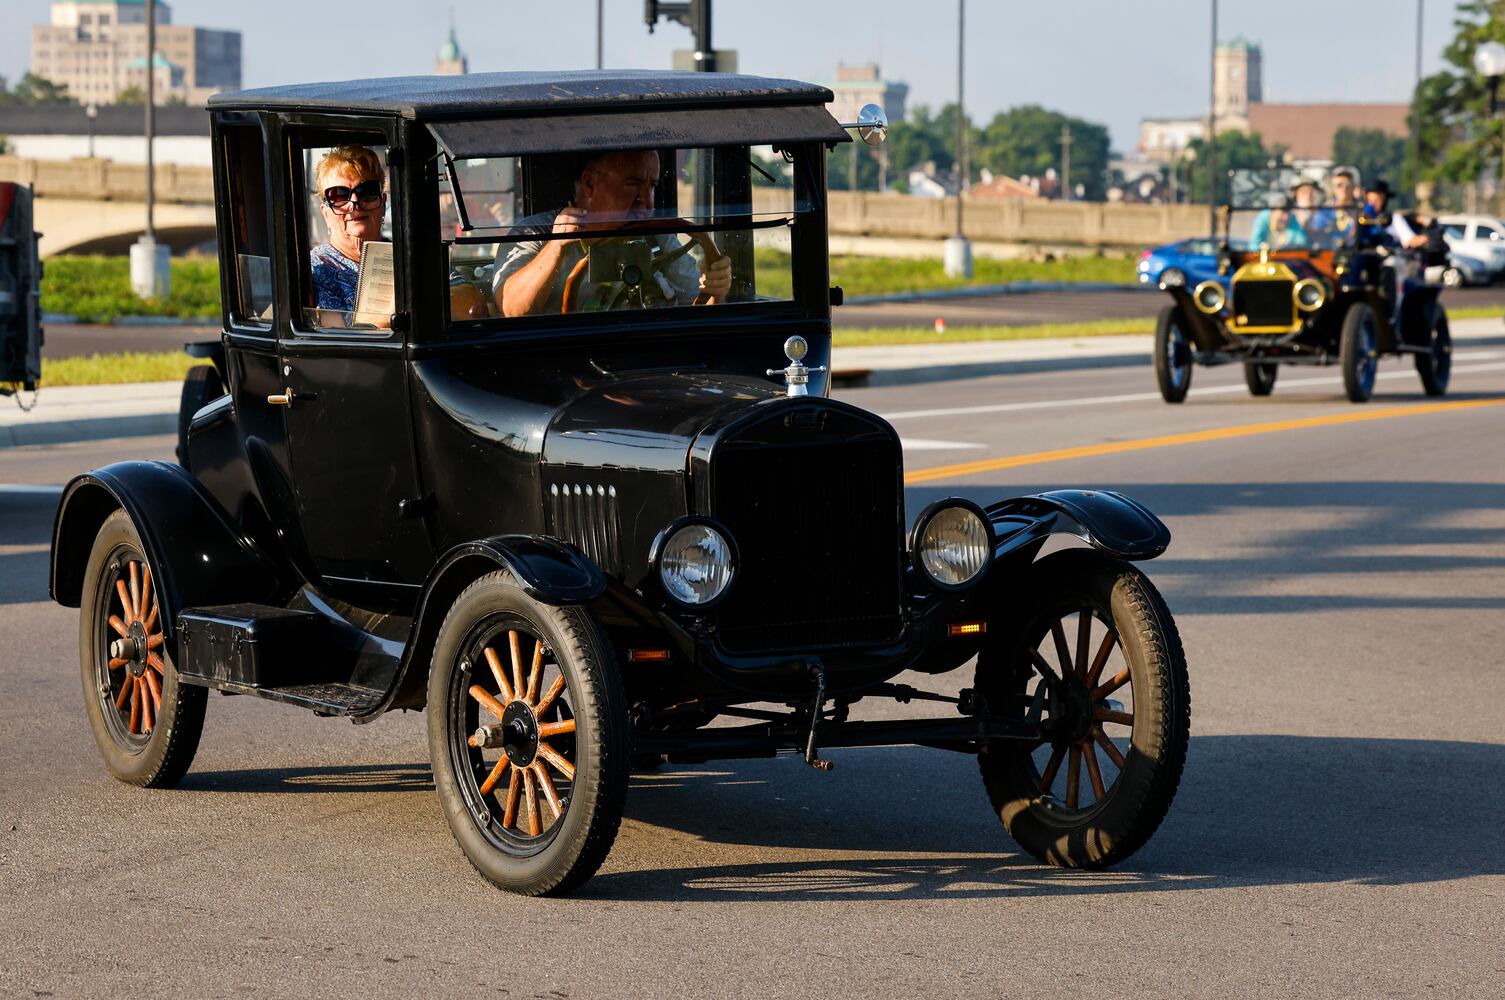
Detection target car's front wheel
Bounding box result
[1416,306,1451,396]
[1340,301,1379,403]
[427,571,628,896]
[1244,362,1278,396]
[976,549,1189,869]
[1153,305,1193,403]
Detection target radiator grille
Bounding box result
[711,436,904,652]
[549,483,623,575]
[1233,280,1294,329]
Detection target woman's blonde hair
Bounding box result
[315,145,386,192]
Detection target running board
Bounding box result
[633,715,1043,764]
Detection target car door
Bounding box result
[273,114,434,596]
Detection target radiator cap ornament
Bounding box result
[767,336,827,397]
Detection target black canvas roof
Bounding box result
[209,70,834,120]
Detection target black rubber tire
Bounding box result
[976,549,1189,869]
[79,509,206,787]
[427,571,629,896]
[1416,306,1451,397]
[176,364,224,470]
[1153,304,1193,404]
[1244,362,1278,396]
[1339,301,1378,403]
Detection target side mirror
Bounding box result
[840,103,888,146]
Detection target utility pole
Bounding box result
[1207,0,1218,235]
[644,1,715,71]
[130,0,168,299]
[597,0,604,69]
[943,0,972,277]
[1411,0,1424,203]
[1060,123,1073,201]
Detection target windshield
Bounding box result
[1226,167,1365,252]
[440,144,812,325]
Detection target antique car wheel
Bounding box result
[1153,305,1193,404]
[427,571,628,896]
[976,549,1189,869]
[1244,362,1278,396]
[175,364,223,470]
[1339,301,1379,403]
[1415,307,1451,397]
[79,509,206,787]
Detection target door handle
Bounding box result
[267,388,293,406]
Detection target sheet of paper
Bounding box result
[352,240,395,327]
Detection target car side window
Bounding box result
[222,123,272,328]
[289,131,396,335]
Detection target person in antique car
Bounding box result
[1249,195,1309,250]
[309,145,388,311]
[1364,179,1429,250]
[492,149,733,316]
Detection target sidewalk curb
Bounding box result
[43,312,218,327]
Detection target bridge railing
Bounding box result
[0,156,216,204]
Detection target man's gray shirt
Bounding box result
[492,210,702,314]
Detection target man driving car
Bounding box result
[493,149,733,316]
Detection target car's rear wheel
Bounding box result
[976,549,1189,869]
[80,509,206,787]
[1153,305,1193,403]
[427,571,628,896]
[1340,301,1379,403]
[1244,362,1278,396]
[1416,306,1451,396]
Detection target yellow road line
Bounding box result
[904,396,1505,485]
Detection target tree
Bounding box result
[973,105,1112,200]
[1332,127,1407,189]
[1181,130,1287,205]
[0,72,76,105]
[114,85,145,106]
[1412,0,1505,190]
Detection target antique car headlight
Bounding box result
[911,500,993,590]
[1192,281,1225,314]
[652,518,736,607]
[1293,277,1325,312]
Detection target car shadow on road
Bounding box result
[179,762,434,794]
[586,735,1505,902]
[904,480,1505,615]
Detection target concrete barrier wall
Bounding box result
[2,157,1208,251]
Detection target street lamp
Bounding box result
[86,103,97,159]
[943,0,972,278]
[1474,41,1505,213]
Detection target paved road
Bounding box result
[3,352,1503,998]
[835,283,1505,329]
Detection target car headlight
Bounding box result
[1293,277,1325,312]
[911,500,993,589]
[1192,280,1225,313]
[1158,268,1184,287]
[653,519,736,607]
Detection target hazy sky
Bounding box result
[0,1,1473,151]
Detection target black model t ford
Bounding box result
[50,72,1189,896]
[1154,168,1452,404]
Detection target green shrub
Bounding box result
[41,255,221,323]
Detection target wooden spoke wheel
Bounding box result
[428,571,628,896]
[976,549,1189,869]
[80,510,205,787]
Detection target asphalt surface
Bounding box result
[3,352,1504,998]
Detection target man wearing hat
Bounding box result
[1364,179,1428,249]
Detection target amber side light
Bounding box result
[627,648,671,663]
[947,622,987,637]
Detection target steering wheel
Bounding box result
[561,219,722,313]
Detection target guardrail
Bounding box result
[0,156,1208,248]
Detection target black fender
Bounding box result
[357,534,607,719]
[49,461,282,658]
[185,339,227,384]
[1161,287,1235,354]
[986,489,1170,563]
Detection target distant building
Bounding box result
[435,17,468,76]
[30,0,241,106]
[826,63,908,128]
[970,169,1042,200]
[1137,37,1406,166]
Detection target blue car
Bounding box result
[1137,237,1224,288]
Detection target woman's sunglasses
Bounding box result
[322,179,383,210]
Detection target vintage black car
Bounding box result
[50,72,1189,896]
[1154,168,1452,404]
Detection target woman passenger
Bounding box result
[310,145,387,311]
